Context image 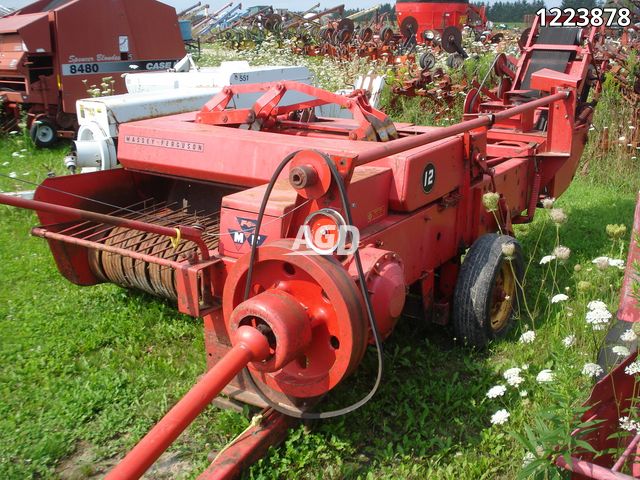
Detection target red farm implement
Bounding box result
[0,19,606,478]
[0,0,185,146]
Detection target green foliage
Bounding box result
[486,0,546,23]
[561,0,597,9]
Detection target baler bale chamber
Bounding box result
[0,0,185,146]
[0,19,609,479]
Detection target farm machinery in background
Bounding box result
[396,0,490,42]
[0,0,186,147]
[0,18,606,479]
[0,4,12,17]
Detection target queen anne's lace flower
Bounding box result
[620,416,640,432]
[551,294,568,303]
[536,369,554,383]
[562,334,576,347]
[486,385,507,398]
[490,409,510,425]
[592,257,625,270]
[582,363,603,377]
[540,255,556,265]
[550,208,567,225]
[621,329,638,342]
[553,246,571,261]
[613,346,631,357]
[588,300,607,310]
[585,301,612,331]
[625,361,640,375]
[519,331,536,344]
[503,367,522,378]
[522,451,536,467]
[506,375,524,387]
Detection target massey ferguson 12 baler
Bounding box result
[0,0,185,146]
[0,20,606,478]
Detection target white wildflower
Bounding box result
[550,208,567,225]
[613,346,631,357]
[522,451,535,467]
[562,335,576,347]
[519,390,528,397]
[553,246,571,261]
[11,152,20,157]
[551,294,569,304]
[521,364,529,370]
[490,409,510,425]
[609,259,625,269]
[1,161,8,166]
[519,331,536,344]
[582,363,603,377]
[620,329,638,342]
[8,172,17,178]
[540,255,556,265]
[593,256,610,270]
[503,367,522,379]
[586,307,612,329]
[486,385,507,398]
[506,375,524,387]
[501,242,516,259]
[625,361,640,375]
[587,300,607,311]
[541,197,555,209]
[536,369,554,383]
[620,416,640,432]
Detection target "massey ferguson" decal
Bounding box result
[123,135,204,152]
[228,217,267,250]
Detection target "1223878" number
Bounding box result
[535,7,631,27]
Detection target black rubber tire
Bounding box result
[596,319,638,381]
[453,233,524,349]
[30,118,58,148]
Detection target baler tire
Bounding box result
[30,119,58,148]
[452,233,523,349]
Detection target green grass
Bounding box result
[0,62,638,479]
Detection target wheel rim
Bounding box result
[489,262,516,332]
[36,125,54,143]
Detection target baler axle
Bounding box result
[105,326,272,480]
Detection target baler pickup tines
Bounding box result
[1,192,221,316]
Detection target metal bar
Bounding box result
[78,202,173,243]
[355,91,569,166]
[556,456,636,479]
[105,327,271,480]
[612,434,640,472]
[32,228,186,270]
[0,194,210,260]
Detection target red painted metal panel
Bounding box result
[618,192,640,323]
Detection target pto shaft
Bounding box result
[105,326,271,480]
